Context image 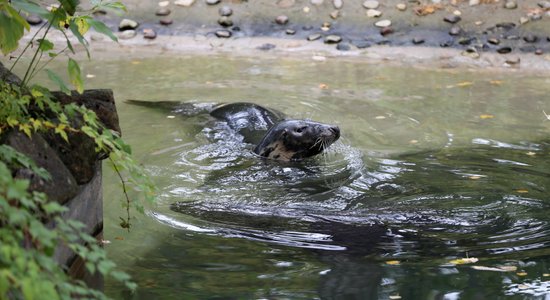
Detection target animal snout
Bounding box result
[329,126,340,139]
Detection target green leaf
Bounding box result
[58,0,79,16]
[45,69,71,95]
[11,0,50,18]
[68,19,88,50]
[37,38,54,51]
[88,19,117,42]
[67,58,83,94]
[0,8,27,55]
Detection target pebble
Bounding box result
[336,42,351,51]
[286,29,296,35]
[119,19,139,31]
[363,0,379,9]
[303,6,310,13]
[158,1,169,7]
[257,43,276,51]
[118,30,136,39]
[321,21,331,31]
[174,0,195,6]
[206,0,220,5]
[519,17,529,24]
[449,25,462,36]
[159,17,173,25]
[311,0,324,5]
[380,27,394,36]
[444,15,461,24]
[469,0,480,5]
[412,37,425,44]
[367,9,382,18]
[524,34,538,43]
[505,35,520,40]
[462,47,480,58]
[143,28,157,39]
[218,16,233,27]
[458,37,474,45]
[440,40,453,47]
[539,1,550,9]
[488,38,500,45]
[307,33,322,41]
[351,40,370,48]
[330,10,340,19]
[219,6,233,16]
[215,30,232,38]
[504,0,517,9]
[324,34,342,43]
[155,7,171,16]
[505,57,520,65]
[496,22,516,30]
[535,49,543,55]
[497,46,512,54]
[333,0,343,9]
[396,3,407,10]
[374,19,391,27]
[519,45,536,52]
[275,15,289,25]
[26,15,43,25]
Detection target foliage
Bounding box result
[1,0,155,298]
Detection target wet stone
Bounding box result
[155,7,171,16]
[336,42,351,51]
[159,17,173,25]
[497,46,512,54]
[206,0,220,5]
[351,40,370,48]
[311,0,324,5]
[219,6,233,16]
[488,38,500,45]
[444,14,461,24]
[440,40,454,47]
[412,37,425,44]
[307,33,322,41]
[530,14,542,21]
[519,45,536,52]
[539,1,550,9]
[26,15,43,25]
[523,34,538,43]
[469,0,480,5]
[218,16,233,27]
[119,30,136,39]
[519,17,529,25]
[143,28,157,39]
[505,57,520,65]
[496,22,516,30]
[333,0,343,9]
[363,0,379,9]
[215,30,232,38]
[330,10,340,19]
[324,34,342,44]
[449,25,462,36]
[535,49,544,55]
[119,18,139,31]
[505,35,520,40]
[458,37,474,45]
[380,26,394,36]
[276,15,289,25]
[286,29,296,35]
[396,3,407,10]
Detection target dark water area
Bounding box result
[45,53,550,299]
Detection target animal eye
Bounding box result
[296,126,307,133]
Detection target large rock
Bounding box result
[4,130,79,204]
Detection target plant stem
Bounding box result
[109,156,131,232]
[21,21,54,87]
[9,22,48,73]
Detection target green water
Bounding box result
[59,54,550,298]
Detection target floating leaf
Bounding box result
[490,80,503,85]
[385,260,400,265]
[516,189,529,193]
[318,83,328,89]
[456,81,474,87]
[525,151,536,156]
[516,271,528,276]
[480,114,494,119]
[471,266,512,272]
[449,257,479,265]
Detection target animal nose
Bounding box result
[329,126,340,138]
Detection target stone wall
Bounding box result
[1,62,120,289]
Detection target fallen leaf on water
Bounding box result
[543,273,550,277]
[449,257,479,265]
[389,295,402,300]
[499,266,518,272]
[100,239,112,245]
[375,115,386,120]
[471,266,508,272]
[86,74,96,79]
[516,271,528,276]
[131,60,141,65]
[115,236,124,240]
[469,175,482,180]
[526,151,536,156]
[489,80,502,85]
[319,83,329,89]
[386,260,400,265]
[516,189,529,193]
[480,114,494,119]
[166,115,176,119]
[413,4,442,16]
[409,140,418,144]
[456,81,473,87]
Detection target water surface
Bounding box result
[74,54,550,299]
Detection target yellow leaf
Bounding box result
[525,151,536,156]
[516,189,529,193]
[449,257,478,265]
[19,124,32,138]
[516,271,528,276]
[319,83,328,89]
[7,117,19,127]
[480,114,494,119]
[456,81,474,87]
[489,80,503,85]
[43,121,55,128]
[31,118,42,131]
[385,260,400,265]
[469,175,482,180]
[543,273,550,277]
[75,17,90,35]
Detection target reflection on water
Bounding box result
[79,54,550,299]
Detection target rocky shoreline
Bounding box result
[20,0,550,73]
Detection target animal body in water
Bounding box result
[127,101,341,162]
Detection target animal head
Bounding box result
[254,120,340,161]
